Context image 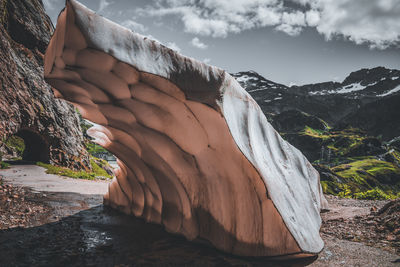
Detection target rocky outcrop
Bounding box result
[0,0,90,169]
[272,110,328,133]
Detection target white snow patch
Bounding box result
[274,97,282,100]
[236,75,259,83]
[391,76,399,80]
[378,85,400,97]
[235,75,249,83]
[309,81,378,95]
[336,82,366,94]
[248,87,268,93]
[308,90,331,95]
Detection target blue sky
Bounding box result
[43,0,400,85]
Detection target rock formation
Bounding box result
[0,0,90,169]
[44,0,327,258]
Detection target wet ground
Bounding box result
[0,192,316,267]
[0,165,399,266]
[0,165,317,266]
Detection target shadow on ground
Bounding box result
[0,204,317,267]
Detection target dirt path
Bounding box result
[0,165,109,195]
[0,165,399,266]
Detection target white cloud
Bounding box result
[138,0,400,49]
[281,11,305,26]
[309,0,400,49]
[275,24,303,36]
[42,0,64,22]
[98,0,111,13]
[190,37,208,49]
[138,1,285,38]
[42,0,57,10]
[142,34,181,52]
[256,6,282,26]
[165,42,181,52]
[121,20,147,33]
[305,10,320,27]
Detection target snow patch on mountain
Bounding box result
[378,85,400,97]
[236,75,255,83]
[248,88,269,93]
[309,81,378,95]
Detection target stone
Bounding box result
[0,0,90,169]
[387,234,396,241]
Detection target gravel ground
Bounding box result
[311,195,400,266]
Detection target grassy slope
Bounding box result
[281,124,400,199]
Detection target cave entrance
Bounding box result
[3,130,50,164]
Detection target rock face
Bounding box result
[45,0,327,258]
[0,0,90,169]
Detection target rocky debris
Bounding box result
[321,196,400,255]
[0,0,90,169]
[0,175,52,229]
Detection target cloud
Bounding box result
[142,34,181,52]
[98,0,111,13]
[275,24,303,36]
[190,37,208,49]
[305,10,320,27]
[138,0,400,49]
[307,0,400,49]
[121,20,147,33]
[42,0,57,10]
[203,58,211,64]
[165,42,181,52]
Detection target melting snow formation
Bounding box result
[44,0,328,258]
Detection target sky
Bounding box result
[42,0,400,86]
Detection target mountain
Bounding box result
[233,68,400,199]
[232,67,400,141]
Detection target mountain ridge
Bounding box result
[232,66,400,141]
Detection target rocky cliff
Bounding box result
[0,0,90,169]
